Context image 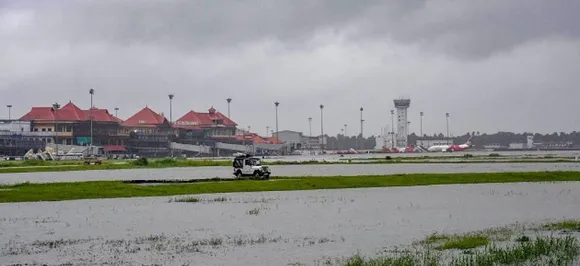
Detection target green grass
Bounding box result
[0,157,577,174]
[341,221,580,266]
[543,220,580,231]
[1,171,580,203]
[435,235,490,250]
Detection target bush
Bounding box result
[385,156,392,160]
[463,154,474,158]
[132,157,149,166]
[489,153,501,157]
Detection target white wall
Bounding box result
[0,121,31,132]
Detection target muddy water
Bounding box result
[1,182,580,265]
[1,162,580,185]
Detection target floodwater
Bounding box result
[1,182,580,265]
[1,162,580,185]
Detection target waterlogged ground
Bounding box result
[1,182,580,265]
[2,162,580,185]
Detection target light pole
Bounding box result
[344,124,347,136]
[114,107,119,118]
[227,98,232,118]
[274,101,279,142]
[89,88,94,152]
[168,94,175,158]
[360,107,364,149]
[420,111,424,147]
[446,113,450,144]
[266,126,270,137]
[52,102,60,158]
[319,104,324,152]
[6,105,12,120]
[308,117,312,136]
[390,109,395,148]
[168,94,174,123]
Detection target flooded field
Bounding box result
[1,182,580,265]
[2,162,580,185]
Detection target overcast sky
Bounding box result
[1,0,580,137]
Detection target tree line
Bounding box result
[323,131,580,150]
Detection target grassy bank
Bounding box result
[0,157,578,174]
[340,220,580,266]
[2,171,580,203]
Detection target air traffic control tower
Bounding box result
[394,98,411,148]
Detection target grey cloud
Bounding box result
[8,0,579,58]
[1,0,580,135]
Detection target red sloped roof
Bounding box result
[175,107,237,128]
[19,101,118,122]
[83,108,119,123]
[19,107,55,120]
[265,136,283,144]
[174,111,203,129]
[121,106,168,127]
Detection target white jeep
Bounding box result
[232,154,271,179]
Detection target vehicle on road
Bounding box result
[232,153,271,179]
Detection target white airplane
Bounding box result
[427,137,473,152]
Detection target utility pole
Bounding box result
[168,94,174,158]
[446,112,450,144]
[390,109,395,148]
[89,88,94,154]
[168,94,174,123]
[6,105,12,120]
[360,107,364,150]
[227,98,232,118]
[420,111,424,147]
[274,101,279,142]
[320,104,324,152]
[52,102,60,158]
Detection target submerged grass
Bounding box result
[2,171,580,203]
[341,220,580,266]
[543,220,580,231]
[435,235,489,250]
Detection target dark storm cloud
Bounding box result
[13,0,580,58]
[1,0,580,135]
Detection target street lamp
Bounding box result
[168,94,174,123]
[360,107,364,149]
[390,109,395,148]
[89,88,94,152]
[114,107,119,118]
[52,102,60,158]
[6,105,12,120]
[446,112,450,144]
[274,101,279,142]
[308,117,312,137]
[320,104,324,152]
[266,126,270,137]
[420,111,424,147]
[226,98,232,118]
[344,124,347,136]
[168,94,175,158]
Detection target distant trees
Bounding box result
[320,131,580,150]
